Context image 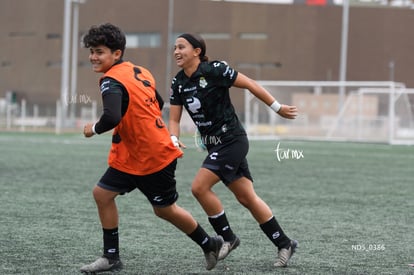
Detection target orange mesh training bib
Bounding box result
[103,62,182,175]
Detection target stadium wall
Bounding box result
[0,0,414,116]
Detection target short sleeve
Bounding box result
[169,77,183,105]
[209,61,238,88]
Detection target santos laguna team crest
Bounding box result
[199,77,208,88]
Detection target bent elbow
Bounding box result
[107,115,121,128]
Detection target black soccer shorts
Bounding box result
[97,159,179,207]
[202,134,253,185]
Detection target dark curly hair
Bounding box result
[83,23,126,57]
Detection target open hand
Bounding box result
[278,105,298,119]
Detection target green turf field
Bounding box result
[0,132,413,275]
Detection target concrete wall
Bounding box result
[1,0,413,114]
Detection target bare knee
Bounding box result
[191,184,201,199]
[235,192,259,209]
[153,205,173,221]
[235,194,250,208]
[92,186,116,206]
[191,168,219,199]
[153,207,164,219]
[228,178,258,209]
[191,180,209,200]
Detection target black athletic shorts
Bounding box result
[202,134,253,185]
[97,159,179,207]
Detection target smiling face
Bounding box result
[88,46,121,73]
[174,37,201,75]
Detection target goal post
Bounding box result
[243,81,414,145]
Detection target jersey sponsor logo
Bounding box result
[193,114,204,119]
[199,77,208,88]
[195,121,212,127]
[144,96,158,107]
[213,61,235,79]
[187,97,201,113]
[223,65,235,79]
[183,86,197,93]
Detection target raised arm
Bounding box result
[233,72,298,119]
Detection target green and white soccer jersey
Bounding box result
[170,61,246,140]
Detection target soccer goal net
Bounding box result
[244,81,414,145]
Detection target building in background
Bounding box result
[1,0,414,117]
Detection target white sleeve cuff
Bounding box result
[92,123,97,135]
[170,135,179,147]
